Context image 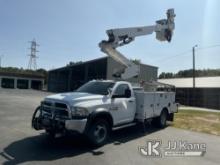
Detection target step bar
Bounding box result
[112,122,137,131]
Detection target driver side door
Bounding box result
[110,84,136,125]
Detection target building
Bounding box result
[48,57,158,92]
[158,77,220,110]
[0,71,44,90]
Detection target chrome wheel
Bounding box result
[94,124,107,143]
[88,119,109,146]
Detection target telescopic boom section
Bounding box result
[99,9,175,80]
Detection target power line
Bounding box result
[197,44,220,51]
[152,49,191,63]
[152,44,220,63]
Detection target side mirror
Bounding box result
[111,94,118,99]
[125,89,131,98]
[108,88,112,95]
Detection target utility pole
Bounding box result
[192,45,197,106]
[0,55,4,68]
[27,39,39,70]
[192,45,197,88]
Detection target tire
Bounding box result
[153,110,167,128]
[87,119,109,146]
[32,106,42,130]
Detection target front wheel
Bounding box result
[32,106,42,130]
[87,119,109,146]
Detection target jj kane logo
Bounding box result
[139,140,206,157]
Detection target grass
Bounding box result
[172,109,220,136]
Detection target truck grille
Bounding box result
[41,101,69,119]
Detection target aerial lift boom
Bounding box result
[99,9,175,80]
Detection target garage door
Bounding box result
[31,80,42,90]
[1,78,15,88]
[17,79,29,89]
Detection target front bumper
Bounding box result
[65,119,87,133]
[32,103,88,134]
[33,116,88,134]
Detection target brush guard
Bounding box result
[31,106,65,131]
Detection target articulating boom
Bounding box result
[99,9,175,80]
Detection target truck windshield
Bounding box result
[76,81,115,95]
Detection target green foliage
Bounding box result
[0,67,46,75]
[66,61,83,66]
[0,67,48,84]
[159,72,174,79]
[131,59,141,65]
[159,69,220,79]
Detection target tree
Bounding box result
[159,68,220,79]
[131,59,141,65]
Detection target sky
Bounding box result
[0,0,220,74]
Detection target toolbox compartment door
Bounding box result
[134,92,155,121]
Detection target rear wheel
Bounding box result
[87,119,109,146]
[153,110,167,128]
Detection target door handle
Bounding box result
[128,100,134,103]
[109,106,118,111]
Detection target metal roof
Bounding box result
[49,56,158,72]
[158,76,220,88]
[49,56,108,72]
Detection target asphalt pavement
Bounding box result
[0,88,220,165]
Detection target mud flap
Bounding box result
[167,113,174,121]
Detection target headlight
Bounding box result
[71,107,89,117]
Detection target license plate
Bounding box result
[42,118,51,126]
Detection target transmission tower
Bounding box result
[27,39,39,70]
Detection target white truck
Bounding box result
[32,80,178,146]
[32,9,178,146]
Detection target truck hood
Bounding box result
[45,92,104,106]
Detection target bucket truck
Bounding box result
[32,9,178,146]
